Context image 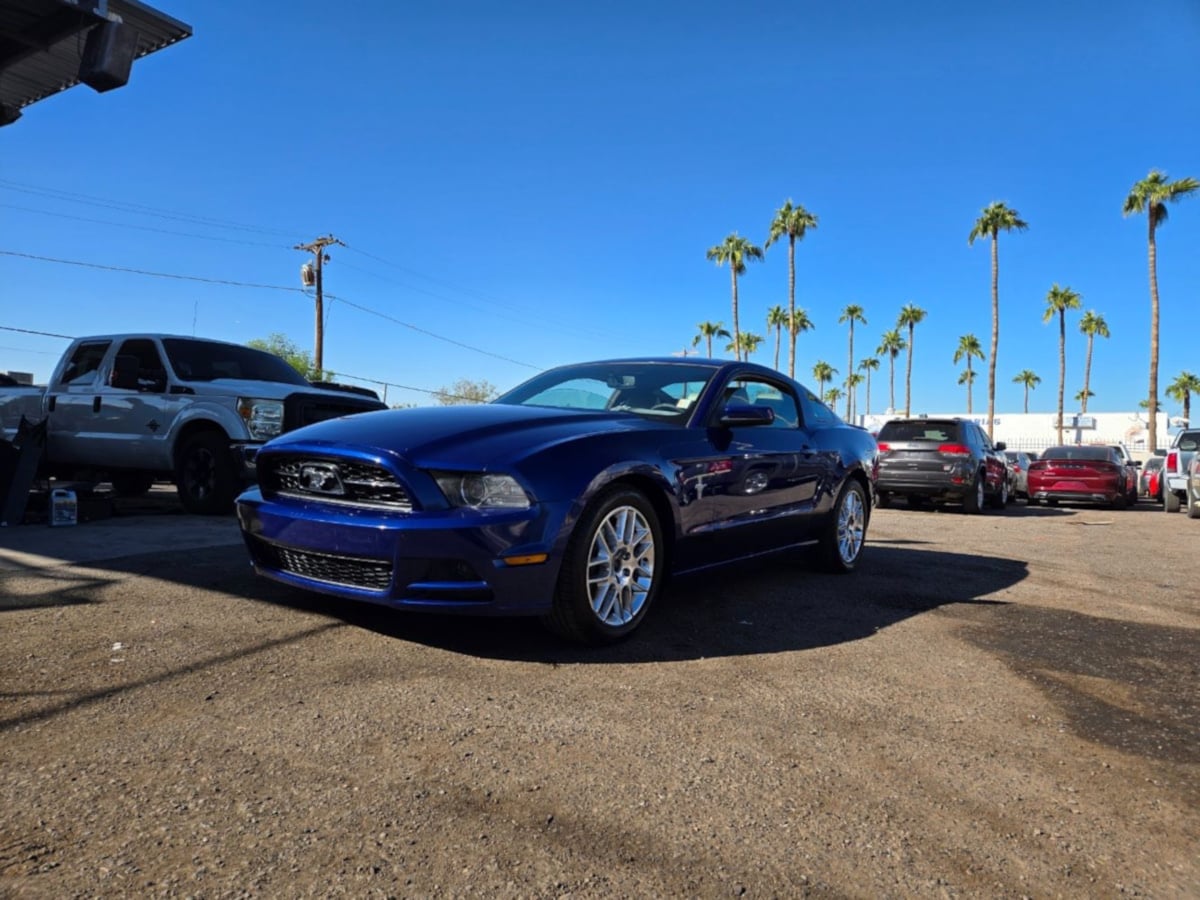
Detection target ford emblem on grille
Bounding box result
[299,462,345,495]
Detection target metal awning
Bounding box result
[0,0,191,122]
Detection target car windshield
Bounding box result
[495,361,719,423]
[877,421,958,442]
[162,338,310,386]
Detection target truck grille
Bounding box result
[260,455,414,511]
[248,537,392,591]
[284,391,385,431]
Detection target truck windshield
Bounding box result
[162,338,310,386]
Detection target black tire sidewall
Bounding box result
[175,432,237,515]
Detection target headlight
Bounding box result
[237,398,284,441]
[432,472,531,509]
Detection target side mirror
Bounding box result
[994,441,1007,451]
[719,404,774,427]
[110,354,140,390]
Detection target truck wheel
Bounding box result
[111,472,154,498]
[962,471,984,514]
[1188,493,1200,519]
[1165,490,1181,513]
[176,432,237,515]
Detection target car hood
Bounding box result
[261,403,663,468]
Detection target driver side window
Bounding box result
[719,376,801,429]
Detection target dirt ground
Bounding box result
[1,494,1197,898]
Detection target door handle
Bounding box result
[93,396,102,413]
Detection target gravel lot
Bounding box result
[1,494,1197,898]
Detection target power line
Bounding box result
[0,203,293,250]
[0,324,74,339]
[0,250,305,292]
[0,179,297,237]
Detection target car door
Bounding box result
[685,373,830,561]
[45,339,113,466]
[95,338,177,469]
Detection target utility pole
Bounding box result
[295,234,345,372]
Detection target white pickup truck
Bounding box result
[0,334,386,514]
[1162,428,1200,514]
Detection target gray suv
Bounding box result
[875,417,1010,513]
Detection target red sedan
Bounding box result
[1027,445,1133,509]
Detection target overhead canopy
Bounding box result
[0,0,191,123]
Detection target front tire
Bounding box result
[544,487,663,645]
[1165,490,1181,513]
[817,480,868,573]
[175,431,238,515]
[1188,493,1200,519]
[988,477,1009,510]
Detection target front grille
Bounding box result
[249,537,392,591]
[261,455,414,511]
[283,391,384,431]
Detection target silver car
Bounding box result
[1004,450,1032,500]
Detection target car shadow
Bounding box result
[234,543,1024,663]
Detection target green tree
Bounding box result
[824,386,844,408]
[838,304,868,419]
[1042,284,1082,444]
[958,369,977,410]
[897,304,927,417]
[788,308,815,377]
[766,305,788,370]
[969,202,1028,439]
[726,331,765,361]
[812,360,837,401]
[1012,369,1041,414]
[1123,169,1199,451]
[1167,371,1200,427]
[953,333,985,414]
[877,329,906,413]
[247,332,330,382]
[1074,388,1095,405]
[764,200,819,378]
[433,378,499,405]
[1078,311,1110,415]
[692,321,731,358]
[706,233,764,358]
[845,372,864,420]
[858,357,880,416]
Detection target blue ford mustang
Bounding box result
[236,358,878,644]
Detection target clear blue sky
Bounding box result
[3,0,1198,414]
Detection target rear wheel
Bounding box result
[175,431,238,515]
[988,477,1009,510]
[1165,490,1181,513]
[876,492,892,509]
[543,487,663,645]
[817,480,868,573]
[962,471,984,514]
[1188,493,1200,519]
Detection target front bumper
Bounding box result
[236,488,573,616]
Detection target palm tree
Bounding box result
[1074,388,1095,406]
[953,333,985,414]
[788,308,815,376]
[1167,371,1200,427]
[766,305,788,370]
[958,369,977,410]
[896,304,927,417]
[1077,311,1110,415]
[727,332,764,361]
[877,329,906,413]
[706,233,764,357]
[845,372,864,420]
[764,200,818,378]
[692,321,730,358]
[858,357,880,415]
[824,387,844,408]
[1012,369,1041,414]
[969,202,1028,440]
[812,360,836,400]
[1123,170,1199,451]
[838,304,867,418]
[1042,284,1082,444]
